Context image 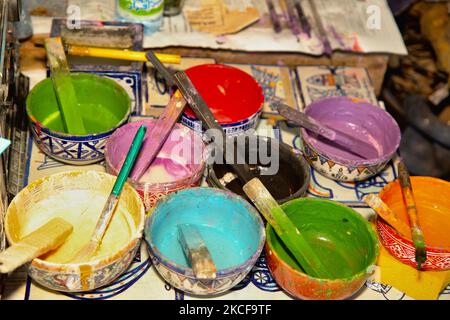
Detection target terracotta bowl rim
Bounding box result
[377,176,450,252]
[376,219,450,253]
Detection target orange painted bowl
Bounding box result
[266,198,379,300]
[376,176,450,271]
[4,171,145,292]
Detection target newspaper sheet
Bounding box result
[28,0,407,55]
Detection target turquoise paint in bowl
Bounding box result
[145,187,265,296]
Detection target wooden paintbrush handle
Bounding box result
[398,162,420,228]
[243,178,332,279]
[275,103,336,140]
[364,194,411,237]
[91,195,120,245]
[0,218,72,273]
[178,224,217,280]
[397,161,427,267]
[45,37,86,135]
[68,46,181,64]
[130,91,186,181]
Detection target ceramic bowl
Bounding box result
[301,97,401,181]
[145,187,265,296]
[105,119,206,211]
[207,135,311,204]
[376,176,450,270]
[5,171,145,292]
[26,73,131,165]
[180,64,264,135]
[266,198,379,300]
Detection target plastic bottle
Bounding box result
[116,0,164,35]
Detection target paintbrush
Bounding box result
[363,194,412,237]
[34,39,181,64]
[68,125,147,263]
[44,37,86,135]
[275,102,379,159]
[67,45,181,64]
[397,161,427,270]
[294,0,311,37]
[266,0,282,33]
[283,0,302,36]
[307,0,332,55]
[0,218,73,273]
[129,52,187,181]
[178,224,217,280]
[173,71,332,279]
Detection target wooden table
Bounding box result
[21,35,389,96]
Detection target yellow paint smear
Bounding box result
[377,245,450,300]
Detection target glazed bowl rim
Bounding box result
[377,176,450,252]
[265,197,379,282]
[104,119,207,188]
[301,97,401,167]
[145,187,266,278]
[5,170,146,270]
[207,135,311,203]
[376,219,450,254]
[182,63,265,125]
[26,73,132,139]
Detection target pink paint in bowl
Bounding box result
[105,120,206,210]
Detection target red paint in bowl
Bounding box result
[181,64,264,134]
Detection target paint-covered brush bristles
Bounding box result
[178,224,217,280]
[397,161,427,270]
[45,37,86,135]
[363,193,411,237]
[67,125,147,263]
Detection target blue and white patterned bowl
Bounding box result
[145,187,265,296]
[26,73,131,165]
[180,64,264,136]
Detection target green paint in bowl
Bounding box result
[267,198,378,280]
[26,73,131,135]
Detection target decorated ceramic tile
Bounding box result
[226,63,299,115]
[296,66,378,108]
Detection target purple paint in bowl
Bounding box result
[302,97,401,167]
[105,120,206,210]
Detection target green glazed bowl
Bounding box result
[266,198,379,300]
[26,73,131,165]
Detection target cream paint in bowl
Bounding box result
[5,171,145,292]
